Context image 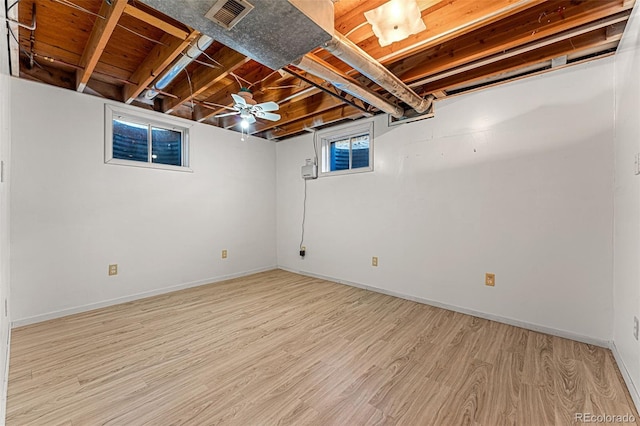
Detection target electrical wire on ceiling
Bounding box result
[344,21,369,40]
[192,38,223,68]
[52,0,169,46]
[229,72,254,89]
[15,43,180,91]
[183,68,195,112]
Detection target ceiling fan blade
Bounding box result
[214,111,240,118]
[246,115,256,124]
[231,93,247,107]
[257,112,281,121]
[253,101,279,112]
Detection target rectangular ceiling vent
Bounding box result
[205,0,254,30]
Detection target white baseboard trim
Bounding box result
[278,267,610,348]
[610,341,640,414]
[12,266,277,328]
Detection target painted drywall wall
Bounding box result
[0,71,12,424]
[10,78,277,324]
[277,58,615,344]
[0,3,13,419]
[613,2,640,409]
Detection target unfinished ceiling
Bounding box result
[12,0,634,140]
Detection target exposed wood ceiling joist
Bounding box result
[412,16,628,91]
[396,3,633,84]
[75,0,128,92]
[265,105,365,140]
[418,25,623,95]
[245,92,346,134]
[122,4,188,40]
[123,30,199,104]
[17,0,635,140]
[162,47,250,114]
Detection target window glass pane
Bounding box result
[152,127,182,166]
[330,139,350,171]
[113,119,148,163]
[351,134,370,169]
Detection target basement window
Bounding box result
[104,105,191,172]
[319,121,373,177]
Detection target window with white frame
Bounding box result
[319,121,373,176]
[105,105,191,171]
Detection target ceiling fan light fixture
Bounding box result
[240,118,250,129]
[364,0,426,47]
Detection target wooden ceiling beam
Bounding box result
[123,4,189,40]
[333,0,388,36]
[263,105,364,140]
[418,26,622,95]
[76,0,128,92]
[243,92,345,134]
[320,0,545,70]
[124,30,199,104]
[409,15,628,89]
[394,4,633,84]
[361,0,545,64]
[162,47,250,114]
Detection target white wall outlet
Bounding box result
[635,153,640,175]
[108,264,118,276]
[634,316,639,341]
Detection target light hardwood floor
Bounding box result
[7,270,639,425]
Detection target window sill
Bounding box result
[105,158,193,173]
[319,166,373,178]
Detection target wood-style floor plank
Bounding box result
[6,269,639,425]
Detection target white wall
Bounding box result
[0,4,13,421]
[10,78,277,325]
[613,2,640,409]
[277,58,615,345]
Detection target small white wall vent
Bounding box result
[205,0,254,30]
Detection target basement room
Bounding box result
[0,0,639,424]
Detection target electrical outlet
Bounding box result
[485,273,495,286]
[301,246,306,252]
[634,316,639,341]
[635,153,640,176]
[222,249,228,259]
[108,264,118,276]
[372,256,378,267]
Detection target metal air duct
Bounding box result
[323,32,433,113]
[144,35,215,100]
[292,55,404,118]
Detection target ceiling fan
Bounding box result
[213,88,281,129]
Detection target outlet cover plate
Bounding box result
[485,273,495,286]
[634,316,639,341]
[372,257,378,267]
[109,264,118,276]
